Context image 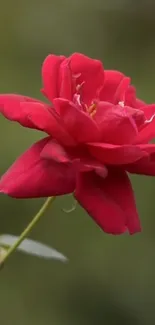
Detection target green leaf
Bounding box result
[0,234,68,262]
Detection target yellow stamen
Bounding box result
[87,103,97,118]
[90,109,97,118]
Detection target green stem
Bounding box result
[1,196,55,266]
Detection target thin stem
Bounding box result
[1,196,55,266]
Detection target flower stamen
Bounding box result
[118,101,125,107]
[76,81,85,93]
[87,103,97,118]
[145,113,155,124]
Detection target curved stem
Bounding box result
[1,196,55,266]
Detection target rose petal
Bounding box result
[41,138,108,177]
[59,59,75,100]
[0,94,75,146]
[125,154,155,176]
[140,104,155,120]
[74,170,141,234]
[114,77,131,104]
[0,137,75,198]
[134,106,155,144]
[70,53,104,105]
[41,139,71,163]
[74,158,108,178]
[0,94,47,129]
[99,70,124,103]
[125,86,145,109]
[94,102,138,144]
[135,98,146,108]
[87,142,147,165]
[138,143,155,154]
[29,105,76,147]
[125,143,155,175]
[53,98,100,143]
[41,54,65,102]
[125,86,136,107]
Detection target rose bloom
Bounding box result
[0,53,154,235]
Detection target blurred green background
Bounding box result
[0,0,155,324]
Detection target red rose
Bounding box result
[0,53,154,235]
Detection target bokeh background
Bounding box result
[0,0,155,324]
